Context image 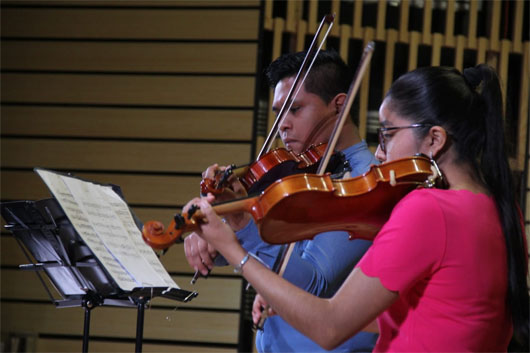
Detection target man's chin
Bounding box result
[284,142,302,154]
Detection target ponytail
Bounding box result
[466,65,529,350]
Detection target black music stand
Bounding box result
[1,198,197,353]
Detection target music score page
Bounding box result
[36,169,179,292]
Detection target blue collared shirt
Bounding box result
[235,141,379,352]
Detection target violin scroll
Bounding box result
[142,206,202,250]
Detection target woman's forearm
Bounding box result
[193,197,395,349]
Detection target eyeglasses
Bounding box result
[377,123,432,153]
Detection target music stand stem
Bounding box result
[135,298,147,353]
[82,298,96,353]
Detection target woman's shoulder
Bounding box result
[396,188,495,223]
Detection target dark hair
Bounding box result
[385,65,529,349]
[265,50,353,104]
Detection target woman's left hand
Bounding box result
[185,194,240,255]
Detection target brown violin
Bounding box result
[200,143,349,196]
[142,155,441,250]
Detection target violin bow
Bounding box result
[257,14,335,159]
[316,41,375,175]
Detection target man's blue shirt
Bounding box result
[235,141,379,352]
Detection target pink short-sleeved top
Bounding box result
[358,188,512,352]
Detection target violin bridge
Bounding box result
[389,169,397,186]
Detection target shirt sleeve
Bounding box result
[358,190,446,293]
[282,232,372,297]
[227,220,283,269]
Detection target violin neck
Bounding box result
[212,196,256,216]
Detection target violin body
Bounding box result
[142,156,437,249]
[201,143,349,196]
[255,156,433,243]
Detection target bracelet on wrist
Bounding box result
[234,253,250,274]
[233,252,269,274]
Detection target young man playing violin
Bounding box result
[184,50,379,352]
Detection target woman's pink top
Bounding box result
[358,188,512,352]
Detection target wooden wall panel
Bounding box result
[2,74,254,107]
[261,0,529,172]
[1,8,259,40]
[1,139,250,173]
[1,41,258,74]
[1,170,200,206]
[2,0,259,7]
[36,338,236,353]
[1,106,253,141]
[1,302,239,343]
[1,1,260,351]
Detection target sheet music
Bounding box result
[36,169,179,291]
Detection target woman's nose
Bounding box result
[375,145,386,162]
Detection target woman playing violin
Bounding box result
[184,50,379,352]
[187,65,529,352]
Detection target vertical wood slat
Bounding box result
[331,0,341,36]
[477,37,488,64]
[444,0,456,47]
[486,50,498,70]
[512,0,524,53]
[527,158,530,245]
[517,42,529,170]
[376,0,387,41]
[422,0,433,45]
[408,31,420,72]
[454,35,466,71]
[319,23,331,50]
[258,17,286,154]
[384,29,398,98]
[339,24,351,63]
[285,0,299,33]
[431,33,443,66]
[352,0,363,39]
[399,0,410,43]
[264,0,273,30]
[498,39,512,116]
[359,27,375,140]
[296,20,307,52]
[308,0,318,33]
[467,0,478,49]
[489,0,502,51]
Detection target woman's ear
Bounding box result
[427,126,448,158]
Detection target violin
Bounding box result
[200,143,350,196]
[142,155,441,249]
